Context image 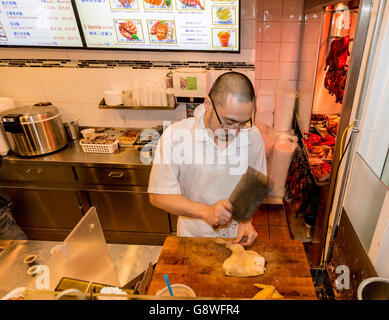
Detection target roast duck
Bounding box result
[324,36,351,104]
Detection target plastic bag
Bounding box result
[268,134,298,198]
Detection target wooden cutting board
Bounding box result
[147,236,317,299]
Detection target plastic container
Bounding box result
[80,128,95,139]
[104,90,123,106]
[156,284,196,297]
[273,83,296,132]
[80,140,119,154]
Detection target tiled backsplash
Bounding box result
[255,0,304,91]
[0,66,254,128]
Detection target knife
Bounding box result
[212,166,269,229]
[228,166,270,223]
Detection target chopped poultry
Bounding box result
[215,238,265,277]
[252,284,284,299]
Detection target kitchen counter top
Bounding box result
[0,239,162,298]
[1,140,150,168]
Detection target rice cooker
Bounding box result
[1,103,67,156]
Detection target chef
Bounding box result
[148,72,267,246]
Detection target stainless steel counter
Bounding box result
[0,239,162,298]
[1,140,149,168]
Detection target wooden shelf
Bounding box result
[99,98,177,110]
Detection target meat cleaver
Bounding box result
[228,166,270,223]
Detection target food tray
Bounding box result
[80,140,119,154]
[301,144,330,187]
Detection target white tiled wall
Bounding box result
[0,1,257,128]
[255,0,304,92]
[296,10,323,132]
[0,66,255,127]
[0,67,190,127]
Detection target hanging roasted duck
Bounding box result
[324,36,351,104]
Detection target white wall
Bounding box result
[369,191,389,278]
[255,0,304,91]
[357,0,389,177]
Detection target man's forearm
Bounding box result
[149,193,208,220]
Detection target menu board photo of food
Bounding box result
[212,28,237,49]
[110,0,139,10]
[147,20,176,43]
[74,0,240,51]
[0,23,8,42]
[212,6,236,25]
[175,0,204,10]
[143,0,173,10]
[114,19,145,43]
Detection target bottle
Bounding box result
[132,84,140,106]
[166,88,175,107]
[139,84,147,106]
[166,71,173,89]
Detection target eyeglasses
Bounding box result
[208,95,254,130]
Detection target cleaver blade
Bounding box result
[228,166,270,223]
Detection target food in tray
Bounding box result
[118,20,139,40]
[215,238,265,277]
[118,0,135,7]
[179,0,204,9]
[119,129,139,147]
[216,8,232,21]
[308,157,325,166]
[311,114,340,136]
[150,21,174,41]
[80,133,117,145]
[304,133,335,163]
[314,124,329,137]
[311,162,332,182]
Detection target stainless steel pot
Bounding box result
[1,104,67,156]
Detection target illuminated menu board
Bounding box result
[74,0,240,52]
[0,0,83,47]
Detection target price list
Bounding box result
[0,0,83,47]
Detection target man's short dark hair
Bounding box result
[209,72,255,107]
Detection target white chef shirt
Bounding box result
[148,104,267,238]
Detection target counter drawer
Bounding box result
[75,167,150,186]
[0,163,75,182]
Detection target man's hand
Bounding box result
[234,220,258,246]
[202,199,232,226]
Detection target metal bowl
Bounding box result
[357,277,389,300]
